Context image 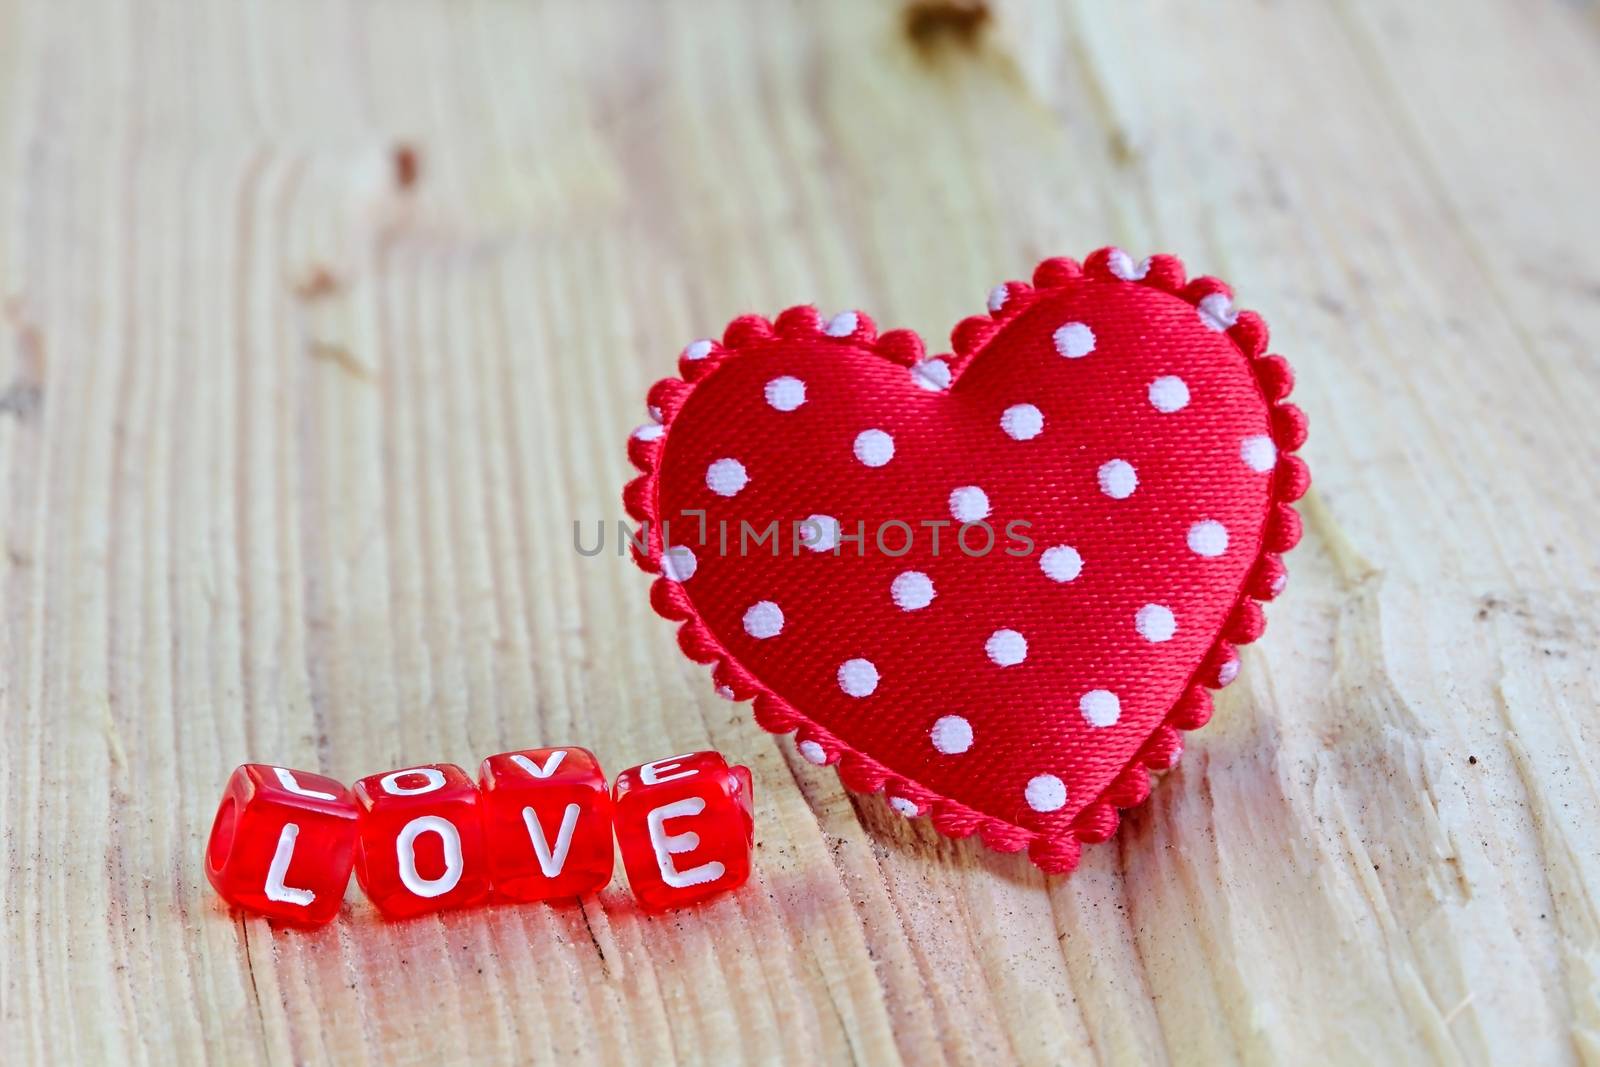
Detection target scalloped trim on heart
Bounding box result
[623,249,1308,874]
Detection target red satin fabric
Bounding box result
[625,251,1307,873]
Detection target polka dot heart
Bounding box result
[625,250,1308,875]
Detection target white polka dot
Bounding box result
[853,429,895,468]
[1053,321,1095,358]
[838,658,879,698]
[1188,520,1229,557]
[890,571,935,611]
[742,600,784,640]
[1001,403,1043,440]
[986,629,1027,667]
[1107,249,1150,281]
[911,359,951,391]
[1040,545,1083,583]
[716,685,736,701]
[647,404,662,422]
[930,715,973,755]
[632,423,664,442]
[798,740,827,765]
[1218,657,1241,686]
[1136,603,1176,643]
[706,458,748,497]
[1080,690,1121,728]
[660,545,696,582]
[888,796,919,817]
[683,339,713,360]
[824,311,858,337]
[1198,293,1238,331]
[1242,435,1277,472]
[1098,459,1137,499]
[801,513,841,552]
[1148,376,1190,413]
[987,285,1009,313]
[765,376,806,411]
[1026,774,1067,813]
[949,485,990,523]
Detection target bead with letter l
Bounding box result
[353,763,491,919]
[478,747,614,902]
[204,764,358,928]
[612,750,754,911]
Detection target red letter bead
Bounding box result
[479,748,615,902]
[352,764,490,919]
[205,764,358,928]
[612,751,754,912]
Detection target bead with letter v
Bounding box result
[479,747,615,902]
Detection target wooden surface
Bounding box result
[3,0,1599,1063]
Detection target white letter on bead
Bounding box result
[639,754,698,786]
[509,751,567,779]
[395,815,464,898]
[646,797,725,889]
[380,767,447,796]
[263,823,316,906]
[272,767,337,800]
[521,803,582,878]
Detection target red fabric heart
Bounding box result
[624,250,1307,874]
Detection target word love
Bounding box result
[204,749,754,927]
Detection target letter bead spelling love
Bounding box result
[352,763,493,919]
[203,748,753,926]
[479,747,614,903]
[612,751,754,912]
[205,765,360,928]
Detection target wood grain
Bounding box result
[3,0,1598,1063]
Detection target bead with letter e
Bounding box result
[612,751,754,911]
